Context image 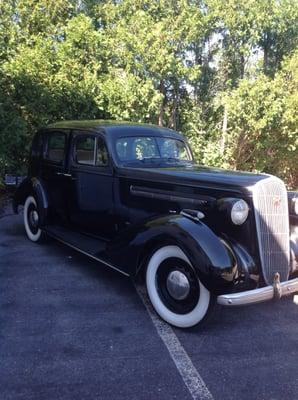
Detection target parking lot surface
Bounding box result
[1,210,298,400]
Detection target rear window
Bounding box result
[45,132,66,163]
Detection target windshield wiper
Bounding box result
[162,157,193,165]
[121,158,163,167]
[139,157,163,164]
[163,157,180,162]
[122,157,193,167]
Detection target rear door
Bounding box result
[40,129,70,221]
[66,131,115,238]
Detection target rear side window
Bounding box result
[45,132,66,163]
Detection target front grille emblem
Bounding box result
[273,195,281,208]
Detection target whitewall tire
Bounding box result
[146,245,213,328]
[23,196,43,242]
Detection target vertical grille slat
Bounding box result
[253,177,290,284]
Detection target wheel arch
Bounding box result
[110,214,237,293]
[13,177,49,227]
[135,235,179,283]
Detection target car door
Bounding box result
[66,131,115,238]
[40,129,70,221]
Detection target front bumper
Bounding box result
[217,277,298,306]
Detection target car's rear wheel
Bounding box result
[23,196,43,242]
[146,245,213,328]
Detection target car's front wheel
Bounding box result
[146,245,214,328]
[23,195,43,242]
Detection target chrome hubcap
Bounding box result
[166,270,190,300]
[29,210,39,228]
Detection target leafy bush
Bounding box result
[0,0,297,188]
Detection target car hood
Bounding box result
[118,164,270,194]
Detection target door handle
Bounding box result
[56,172,74,178]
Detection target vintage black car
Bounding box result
[13,120,298,328]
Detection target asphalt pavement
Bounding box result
[1,208,297,400]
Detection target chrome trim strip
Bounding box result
[44,231,130,277]
[180,210,205,222]
[130,185,213,206]
[119,169,243,194]
[217,278,298,306]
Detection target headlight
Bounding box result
[293,197,298,215]
[231,199,249,225]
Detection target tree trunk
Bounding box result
[158,80,166,127]
[220,105,228,155]
[169,82,179,130]
[263,31,270,73]
[240,54,245,79]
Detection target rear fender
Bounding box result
[13,177,31,213]
[13,177,49,226]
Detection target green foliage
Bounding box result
[0,0,297,187]
[219,51,298,187]
[256,0,298,76]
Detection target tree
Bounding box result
[256,0,298,76]
[0,0,297,187]
[222,50,298,188]
[95,0,205,127]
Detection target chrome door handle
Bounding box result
[56,172,73,178]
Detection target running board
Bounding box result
[44,225,129,276]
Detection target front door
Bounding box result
[67,131,114,239]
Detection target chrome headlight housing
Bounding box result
[218,197,250,225]
[231,199,249,225]
[292,197,298,215]
[288,192,298,216]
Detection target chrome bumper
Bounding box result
[217,277,298,306]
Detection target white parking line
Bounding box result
[135,284,214,400]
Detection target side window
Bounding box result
[75,136,95,165]
[74,134,108,167]
[45,131,66,163]
[96,138,109,166]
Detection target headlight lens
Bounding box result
[293,198,298,215]
[231,199,249,225]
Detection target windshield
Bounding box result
[115,136,192,166]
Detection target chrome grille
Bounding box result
[253,177,290,284]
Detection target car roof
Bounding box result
[45,120,185,140]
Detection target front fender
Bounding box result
[13,177,49,226]
[104,214,237,294]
